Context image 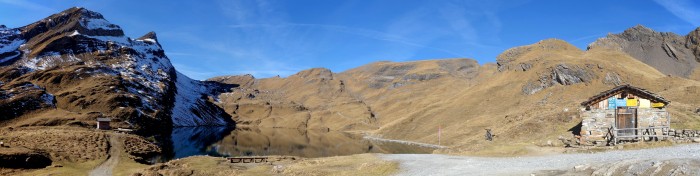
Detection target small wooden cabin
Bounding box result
[96,118,111,130]
[579,85,671,145]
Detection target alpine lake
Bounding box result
[153,126,436,162]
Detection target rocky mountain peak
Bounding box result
[137,31,160,46]
[137,31,158,41]
[21,7,124,42]
[0,7,234,131]
[626,24,655,34]
[588,25,699,77]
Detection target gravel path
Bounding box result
[381,144,700,176]
[89,134,121,176]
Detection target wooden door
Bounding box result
[616,107,637,137]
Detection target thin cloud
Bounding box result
[228,23,465,57]
[161,30,304,79]
[221,69,298,78]
[172,63,218,80]
[654,0,700,26]
[0,0,56,12]
[165,52,194,56]
[568,33,609,44]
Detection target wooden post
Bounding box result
[438,125,441,146]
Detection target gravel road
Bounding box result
[381,144,700,176]
[89,134,121,176]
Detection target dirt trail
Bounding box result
[381,144,700,175]
[89,133,121,176]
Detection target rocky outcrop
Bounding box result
[686,28,700,63]
[207,74,255,88]
[497,45,532,72]
[436,59,480,78]
[551,64,596,85]
[522,64,596,95]
[603,72,623,86]
[588,25,700,77]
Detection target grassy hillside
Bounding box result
[211,39,700,155]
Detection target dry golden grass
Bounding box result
[0,126,108,162]
[113,157,149,176]
[136,156,243,176]
[17,159,104,176]
[211,39,700,157]
[0,127,160,176]
[135,154,397,176]
[3,38,699,176]
[620,140,676,150]
[280,154,398,176]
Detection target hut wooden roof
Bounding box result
[580,84,670,107]
[96,118,111,122]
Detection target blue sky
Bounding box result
[1,0,699,80]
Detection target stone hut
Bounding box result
[96,118,111,130]
[579,85,671,145]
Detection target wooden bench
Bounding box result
[228,157,268,163]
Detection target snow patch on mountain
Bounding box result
[85,35,131,45]
[172,71,229,126]
[0,39,23,54]
[23,52,81,71]
[80,18,120,31]
[0,27,24,55]
[68,30,80,37]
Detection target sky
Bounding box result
[1,0,700,80]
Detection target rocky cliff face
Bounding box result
[0,7,232,131]
[588,25,700,77]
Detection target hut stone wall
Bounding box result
[580,108,670,144]
[581,109,615,143]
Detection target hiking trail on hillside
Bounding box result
[89,133,121,176]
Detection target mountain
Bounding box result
[1,7,698,155]
[210,38,700,154]
[0,7,233,132]
[588,25,700,80]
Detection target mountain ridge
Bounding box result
[208,31,700,153]
[588,24,700,78]
[0,7,234,133]
[1,7,699,155]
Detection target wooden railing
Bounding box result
[612,126,670,144]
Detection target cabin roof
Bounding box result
[96,118,111,122]
[580,84,670,107]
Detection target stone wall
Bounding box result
[668,129,700,142]
[579,108,670,145]
[580,109,615,144]
[637,108,670,136]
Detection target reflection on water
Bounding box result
[166,127,434,160]
[170,126,234,159]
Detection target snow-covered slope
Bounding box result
[0,26,24,64]
[172,71,230,126]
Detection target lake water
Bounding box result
[160,126,435,160]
